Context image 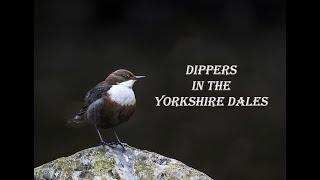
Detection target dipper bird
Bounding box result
[70,69,145,150]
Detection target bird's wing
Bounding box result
[83,82,112,107]
[70,82,111,123]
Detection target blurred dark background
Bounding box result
[34,0,286,179]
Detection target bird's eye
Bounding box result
[122,74,129,79]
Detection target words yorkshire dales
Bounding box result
[155,65,269,107]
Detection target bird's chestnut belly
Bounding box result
[97,97,136,129]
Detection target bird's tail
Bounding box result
[68,115,84,124]
[68,108,87,125]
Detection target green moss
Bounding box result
[93,158,120,179]
[94,158,116,172]
[74,160,86,171]
[95,160,108,172]
[93,147,116,176]
[134,159,154,178]
[54,157,73,178]
[95,148,109,159]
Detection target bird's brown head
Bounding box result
[105,69,145,86]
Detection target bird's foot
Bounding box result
[99,141,113,148]
[110,141,126,151]
[99,141,126,151]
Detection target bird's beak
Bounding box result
[135,75,146,79]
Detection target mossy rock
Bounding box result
[34,144,213,180]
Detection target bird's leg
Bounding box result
[95,125,111,147]
[112,128,125,150]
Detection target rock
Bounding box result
[34,144,213,180]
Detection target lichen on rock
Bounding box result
[34,144,213,180]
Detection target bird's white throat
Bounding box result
[108,80,136,106]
